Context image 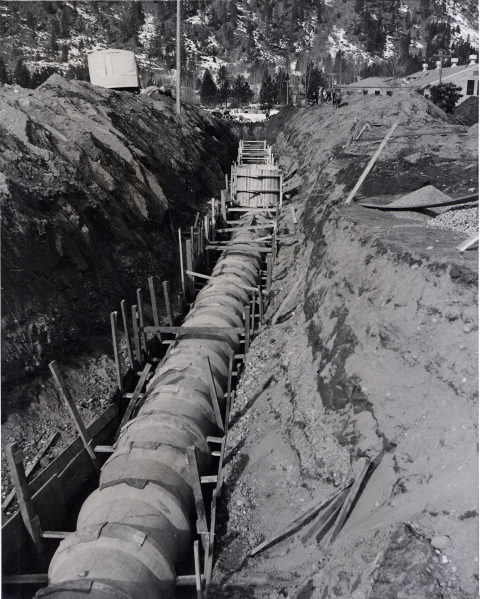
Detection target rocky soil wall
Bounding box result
[210,92,478,598]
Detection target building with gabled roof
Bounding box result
[344,58,479,104]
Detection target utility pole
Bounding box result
[176,0,181,114]
[433,50,451,84]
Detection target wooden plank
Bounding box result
[2,432,59,511]
[3,574,49,584]
[110,312,123,394]
[176,574,205,587]
[187,446,209,540]
[221,224,276,230]
[163,281,174,326]
[359,193,478,211]
[186,239,195,299]
[32,475,66,527]
[201,475,218,484]
[137,288,148,355]
[40,531,69,539]
[143,325,244,335]
[345,120,399,204]
[249,483,352,557]
[227,208,277,213]
[120,299,134,370]
[301,489,350,545]
[206,246,273,253]
[27,405,117,496]
[115,363,152,442]
[323,457,371,547]
[354,127,468,142]
[457,232,479,252]
[185,270,258,292]
[203,356,224,434]
[94,445,114,453]
[5,443,44,553]
[49,362,100,476]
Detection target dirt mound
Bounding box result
[211,92,478,598]
[1,75,237,403]
[454,97,479,126]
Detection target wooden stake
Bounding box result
[2,432,60,511]
[121,300,134,371]
[187,446,209,542]
[194,212,200,229]
[48,361,100,476]
[225,349,234,432]
[194,540,203,599]
[162,281,174,326]
[266,254,273,293]
[5,443,44,554]
[345,120,399,204]
[258,285,264,326]
[251,290,256,336]
[244,305,251,353]
[148,277,161,329]
[137,289,148,356]
[179,228,186,304]
[131,305,142,366]
[203,356,224,433]
[186,239,195,299]
[115,363,152,442]
[221,190,226,222]
[110,312,123,394]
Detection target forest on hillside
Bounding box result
[0,0,477,99]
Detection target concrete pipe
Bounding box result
[37,205,268,599]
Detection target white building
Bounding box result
[345,56,479,105]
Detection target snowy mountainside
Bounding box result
[0,0,477,92]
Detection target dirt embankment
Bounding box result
[1,76,238,502]
[211,93,478,598]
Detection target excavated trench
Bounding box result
[2,87,478,599]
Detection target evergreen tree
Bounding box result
[428,82,462,113]
[200,69,218,105]
[217,66,231,106]
[259,71,276,108]
[232,75,254,106]
[14,58,30,88]
[0,56,10,84]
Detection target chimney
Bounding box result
[469,54,478,65]
[451,57,458,67]
[422,63,428,71]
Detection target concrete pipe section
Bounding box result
[35,209,274,598]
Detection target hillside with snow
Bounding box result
[0,0,477,97]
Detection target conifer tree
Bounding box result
[0,56,10,84]
[260,71,276,108]
[14,58,31,88]
[200,69,218,105]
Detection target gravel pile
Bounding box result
[426,204,479,235]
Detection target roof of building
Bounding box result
[345,63,479,90]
